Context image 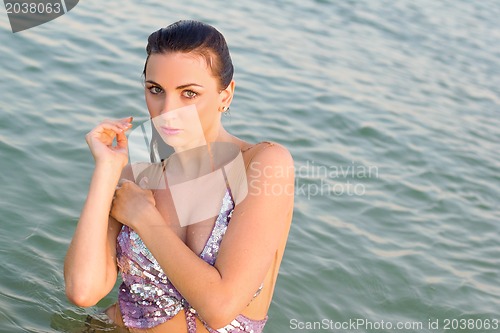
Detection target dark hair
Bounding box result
[143,20,234,90]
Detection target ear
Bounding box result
[220,80,236,106]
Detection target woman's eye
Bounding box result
[148,86,163,95]
[182,90,198,99]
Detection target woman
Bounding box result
[64,20,294,333]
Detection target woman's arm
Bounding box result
[64,118,132,307]
[64,164,122,306]
[111,143,294,328]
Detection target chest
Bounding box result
[152,186,227,256]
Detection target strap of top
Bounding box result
[242,141,275,170]
[183,300,197,333]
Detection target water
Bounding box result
[1,0,499,332]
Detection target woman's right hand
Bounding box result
[85,117,133,169]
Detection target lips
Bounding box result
[160,126,182,135]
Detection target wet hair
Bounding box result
[143,20,234,90]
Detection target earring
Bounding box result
[223,106,230,116]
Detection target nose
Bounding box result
[159,95,183,116]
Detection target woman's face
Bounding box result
[144,52,232,149]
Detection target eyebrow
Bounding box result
[145,80,204,89]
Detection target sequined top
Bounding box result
[116,190,268,333]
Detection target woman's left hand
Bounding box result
[110,179,156,229]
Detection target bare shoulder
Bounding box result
[246,141,295,183]
[252,141,293,166]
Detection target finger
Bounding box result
[113,117,133,131]
[116,130,129,149]
[99,117,133,132]
[109,204,116,220]
[91,122,124,135]
[118,178,134,187]
[147,190,156,206]
[117,116,133,124]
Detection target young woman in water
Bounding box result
[64,20,294,333]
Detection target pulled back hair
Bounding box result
[143,20,234,90]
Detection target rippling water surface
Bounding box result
[1,1,499,332]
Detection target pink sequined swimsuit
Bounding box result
[116,190,268,332]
